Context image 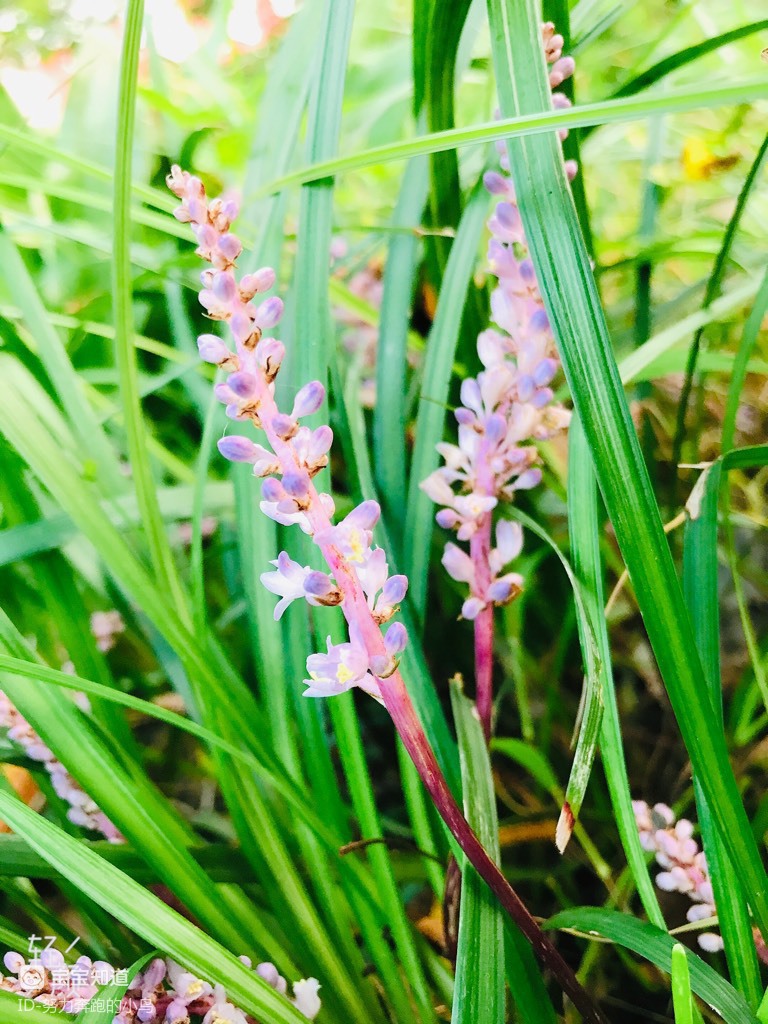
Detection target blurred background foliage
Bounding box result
[0,0,765,1020]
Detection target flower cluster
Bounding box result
[633,800,723,952]
[90,610,125,653]
[1,952,320,1023]
[169,160,610,1024]
[113,957,320,1024]
[2,948,118,1013]
[421,22,574,623]
[0,691,123,842]
[168,167,410,702]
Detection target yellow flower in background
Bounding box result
[682,137,739,180]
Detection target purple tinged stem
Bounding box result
[470,435,496,741]
[379,672,609,1024]
[471,522,494,741]
[171,165,604,1023]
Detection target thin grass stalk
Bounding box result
[113,0,187,614]
[671,131,768,491]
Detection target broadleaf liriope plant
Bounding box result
[0,0,766,1023]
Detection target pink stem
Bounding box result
[470,512,494,740]
[246,368,606,1021]
[381,671,608,1024]
[470,432,497,741]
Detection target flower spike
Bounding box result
[421,24,575,739]
[170,106,607,1020]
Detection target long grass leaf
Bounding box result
[617,277,762,388]
[373,156,429,524]
[0,228,122,493]
[683,446,768,1004]
[545,908,758,1024]
[0,631,277,957]
[671,943,695,1024]
[609,21,768,102]
[567,415,664,925]
[290,0,354,395]
[502,505,602,851]
[405,179,487,616]
[450,680,505,1024]
[112,0,187,613]
[0,125,170,210]
[261,79,768,192]
[722,268,768,454]
[487,0,768,937]
[0,991,70,1024]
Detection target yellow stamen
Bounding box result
[348,530,365,563]
[336,664,355,685]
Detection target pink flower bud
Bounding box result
[381,574,408,606]
[252,267,277,292]
[255,296,284,330]
[483,170,510,195]
[272,413,298,439]
[256,963,281,989]
[256,338,285,377]
[228,371,258,399]
[213,382,237,405]
[262,477,284,502]
[231,311,256,344]
[383,622,408,656]
[291,381,325,419]
[303,571,336,598]
[218,436,259,462]
[461,596,486,620]
[282,470,311,498]
[197,334,231,364]
[212,270,237,301]
[215,233,243,264]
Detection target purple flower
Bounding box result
[293,425,333,476]
[442,544,475,585]
[201,986,248,1024]
[315,500,380,565]
[261,552,313,620]
[489,519,523,574]
[165,963,212,1005]
[260,501,312,533]
[292,979,322,1020]
[356,547,389,606]
[487,574,523,604]
[303,571,341,605]
[304,625,379,699]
